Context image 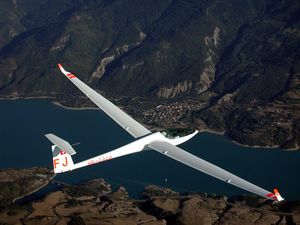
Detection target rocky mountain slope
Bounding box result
[1,168,299,225]
[0,0,299,149]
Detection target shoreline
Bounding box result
[196,129,286,150]
[12,173,56,203]
[230,140,280,150]
[0,96,297,151]
[52,101,99,111]
[197,128,225,136]
[0,95,55,101]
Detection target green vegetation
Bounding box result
[161,128,195,139]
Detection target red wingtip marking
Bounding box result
[266,192,277,200]
[66,73,76,79]
[266,193,277,200]
[57,64,63,69]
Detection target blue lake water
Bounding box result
[0,99,299,200]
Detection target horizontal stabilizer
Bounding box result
[45,133,76,155]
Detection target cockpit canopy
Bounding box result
[160,128,195,139]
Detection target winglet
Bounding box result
[57,64,68,75]
[57,64,76,79]
[274,188,284,202]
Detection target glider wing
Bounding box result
[57,64,151,138]
[149,141,281,201]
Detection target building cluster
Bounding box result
[141,102,200,127]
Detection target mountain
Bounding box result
[0,0,299,149]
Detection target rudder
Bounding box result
[52,145,74,173]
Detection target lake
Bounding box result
[0,99,299,200]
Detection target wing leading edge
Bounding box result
[57,64,151,138]
[149,141,279,201]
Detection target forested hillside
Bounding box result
[0,0,299,149]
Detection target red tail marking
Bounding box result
[62,157,68,167]
[53,159,60,168]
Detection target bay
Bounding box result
[0,99,299,200]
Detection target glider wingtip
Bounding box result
[274,188,284,202]
[57,63,68,74]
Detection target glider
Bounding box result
[45,64,284,202]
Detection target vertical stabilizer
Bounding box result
[52,145,74,173]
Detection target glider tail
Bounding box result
[45,134,76,174]
[51,145,75,173]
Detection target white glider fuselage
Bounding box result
[73,131,198,171]
[45,64,284,202]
